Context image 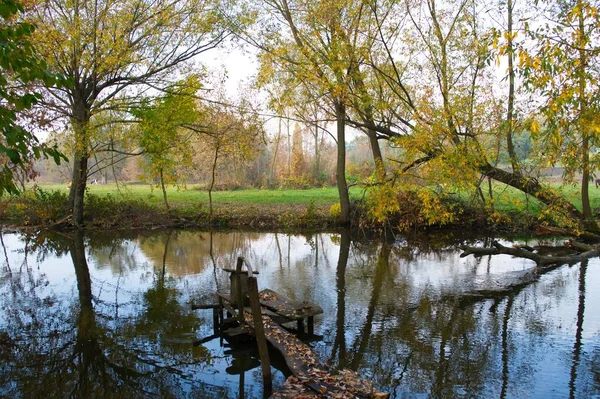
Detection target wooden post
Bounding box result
[247,274,272,396]
[297,318,304,333]
[212,308,219,336]
[234,257,245,323]
[308,316,314,335]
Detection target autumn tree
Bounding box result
[26,0,231,225]
[356,0,587,228]
[520,0,600,230]
[255,0,379,223]
[0,0,65,195]
[185,96,262,219]
[132,79,200,209]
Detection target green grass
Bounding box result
[37,184,364,207]
[456,180,600,216]
[36,180,600,219]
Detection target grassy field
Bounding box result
[37,184,365,207]
[37,182,600,211]
[3,180,598,231]
[25,181,600,230]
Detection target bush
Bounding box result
[0,187,69,226]
[84,193,157,228]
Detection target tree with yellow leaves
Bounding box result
[255,0,381,224]
[520,0,600,231]
[26,0,233,225]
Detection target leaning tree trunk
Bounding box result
[367,125,385,179]
[480,162,583,223]
[335,100,350,224]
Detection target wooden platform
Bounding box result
[217,288,323,334]
[218,293,388,398]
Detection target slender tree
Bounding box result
[256,0,378,223]
[520,0,600,231]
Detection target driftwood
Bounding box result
[452,239,598,305]
[459,240,600,266]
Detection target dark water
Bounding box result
[0,230,598,399]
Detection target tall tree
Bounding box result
[27,0,230,225]
[133,79,200,209]
[520,0,600,231]
[256,0,376,224]
[185,97,262,220]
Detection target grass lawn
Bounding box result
[37,184,365,207]
[36,180,600,216]
[444,180,600,215]
[15,180,600,230]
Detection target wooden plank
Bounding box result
[248,275,272,395]
[217,292,294,325]
[258,289,324,319]
[191,303,220,310]
[223,267,259,274]
[223,325,254,337]
[219,296,387,398]
[218,289,323,321]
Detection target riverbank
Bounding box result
[0,184,552,233]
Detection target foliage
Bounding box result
[26,0,232,224]
[366,182,461,231]
[132,77,201,208]
[519,0,600,225]
[0,0,65,195]
[1,186,69,225]
[329,202,341,219]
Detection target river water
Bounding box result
[0,229,598,398]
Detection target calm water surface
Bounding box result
[0,230,598,398]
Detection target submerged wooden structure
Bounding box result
[194,257,388,398]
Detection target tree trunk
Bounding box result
[68,95,91,227]
[479,162,583,222]
[69,153,88,226]
[578,7,596,231]
[506,0,519,174]
[159,167,169,210]
[459,240,600,266]
[209,143,220,221]
[335,101,350,224]
[269,119,282,188]
[367,125,385,179]
[313,117,320,184]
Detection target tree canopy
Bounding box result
[0,0,65,195]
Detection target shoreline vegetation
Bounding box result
[1,183,598,234]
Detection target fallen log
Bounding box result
[219,295,388,398]
[459,240,600,266]
[535,225,600,242]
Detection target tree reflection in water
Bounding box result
[0,229,598,398]
[0,231,219,398]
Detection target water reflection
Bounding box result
[0,229,598,398]
[0,231,220,398]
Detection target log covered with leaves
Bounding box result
[222,297,389,398]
